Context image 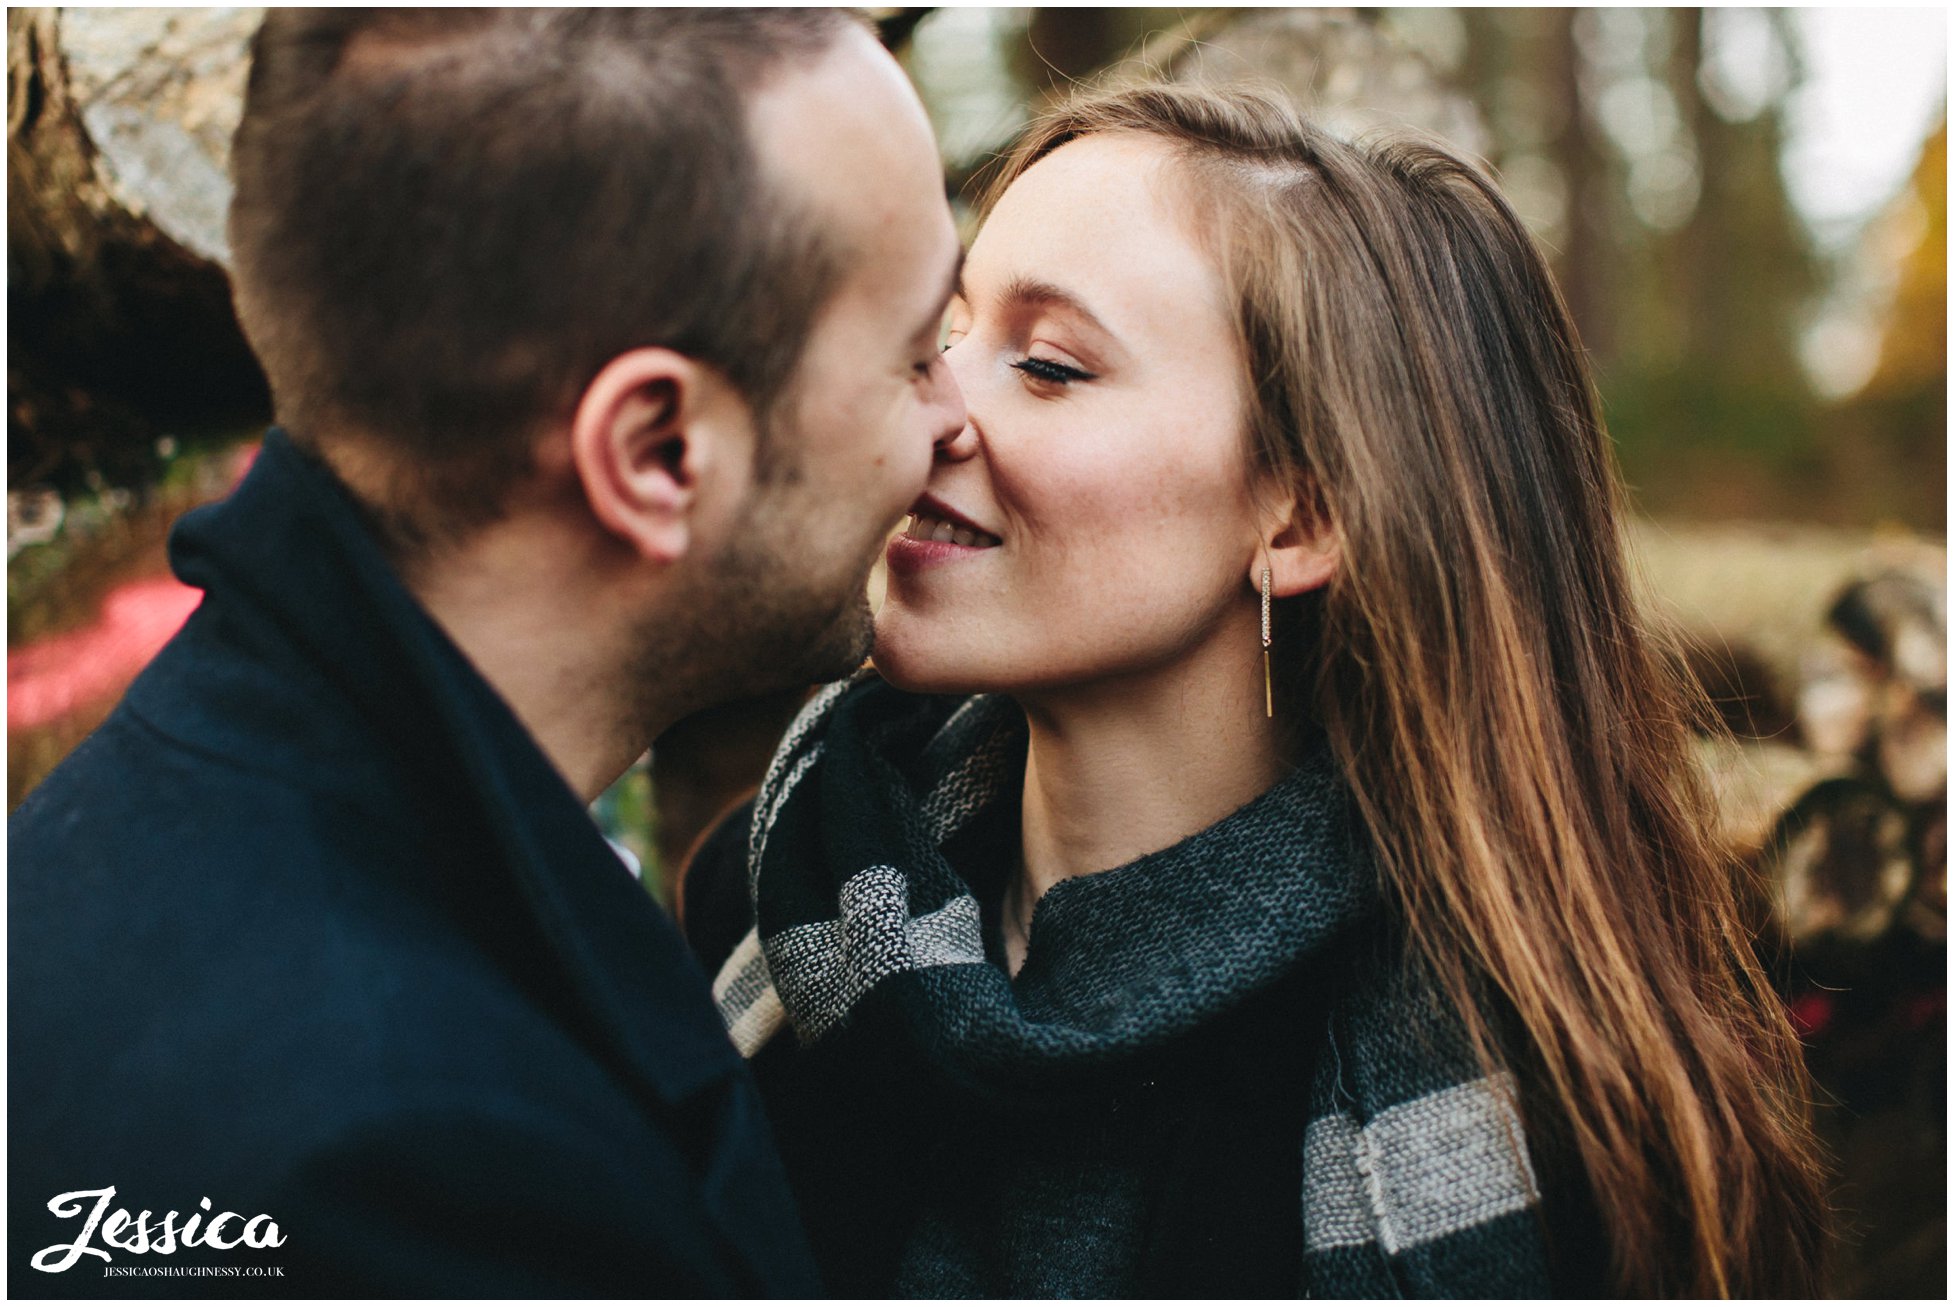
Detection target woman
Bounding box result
[685,83,1831,1297]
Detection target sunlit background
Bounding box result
[898,7,1947,528]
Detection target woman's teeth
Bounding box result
[903,513,1000,548]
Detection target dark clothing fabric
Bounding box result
[9,430,818,1297]
[688,677,1603,1298]
[689,785,1323,1298]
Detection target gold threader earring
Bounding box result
[1260,566,1273,718]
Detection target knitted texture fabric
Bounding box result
[712,672,1557,1296]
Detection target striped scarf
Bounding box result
[712,672,1557,1296]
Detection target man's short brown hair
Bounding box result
[228,8,860,549]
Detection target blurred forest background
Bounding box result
[7,8,1946,1297]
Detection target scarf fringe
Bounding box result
[712,927,784,1058]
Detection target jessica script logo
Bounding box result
[31,1187,285,1273]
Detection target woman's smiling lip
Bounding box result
[910,492,999,540]
[886,493,1003,575]
[885,531,995,574]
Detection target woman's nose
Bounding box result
[926,356,970,455]
[934,412,979,463]
[933,346,979,462]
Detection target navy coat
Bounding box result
[9,430,819,1297]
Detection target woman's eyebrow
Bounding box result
[957,269,1124,349]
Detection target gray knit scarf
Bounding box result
[712,672,1556,1296]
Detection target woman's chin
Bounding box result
[869,651,968,696]
[869,625,983,696]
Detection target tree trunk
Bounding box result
[8,7,267,494]
[1546,7,1611,360]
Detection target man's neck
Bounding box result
[313,431,668,802]
[1013,620,1290,912]
[407,522,658,804]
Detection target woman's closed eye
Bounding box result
[1012,356,1095,385]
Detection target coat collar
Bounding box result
[147,428,743,1105]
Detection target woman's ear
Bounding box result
[1257,475,1339,598]
[568,349,758,564]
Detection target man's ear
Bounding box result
[1257,474,1340,598]
[568,348,757,564]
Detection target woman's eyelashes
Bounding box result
[938,320,1095,386]
[1012,356,1095,385]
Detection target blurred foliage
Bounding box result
[1868,121,1948,398]
[7,432,248,642]
[896,6,1946,533]
[592,755,664,909]
[1835,120,1949,531]
[6,436,254,810]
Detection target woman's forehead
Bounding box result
[968,134,1233,345]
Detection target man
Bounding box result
[10,9,964,1296]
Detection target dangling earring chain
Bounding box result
[1260,566,1274,718]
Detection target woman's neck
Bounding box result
[1012,630,1289,932]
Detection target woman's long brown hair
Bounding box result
[982,83,1832,1296]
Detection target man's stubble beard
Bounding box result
[617,434,883,741]
[692,511,878,689]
